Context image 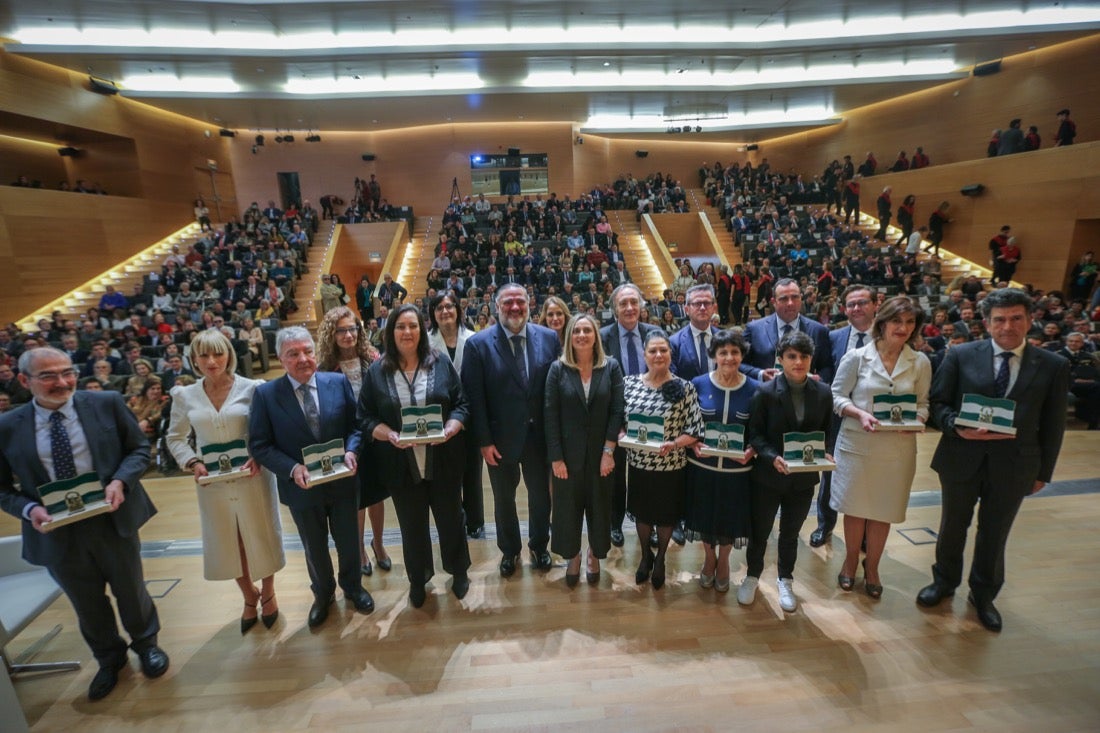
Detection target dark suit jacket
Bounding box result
[741,314,834,383]
[747,375,834,491]
[0,391,155,566]
[461,321,561,461]
[599,322,663,374]
[828,325,853,374]
[249,371,362,510]
[544,358,625,479]
[669,324,719,381]
[357,355,469,488]
[929,340,1070,486]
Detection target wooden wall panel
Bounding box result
[330,222,401,288]
[650,214,706,254]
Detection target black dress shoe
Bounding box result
[308,595,334,628]
[466,525,485,539]
[916,582,955,608]
[409,584,427,608]
[586,570,600,586]
[347,588,375,614]
[565,572,580,588]
[809,528,832,548]
[452,574,470,600]
[137,646,169,679]
[533,551,553,571]
[499,554,519,577]
[88,657,127,701]
[968,593,1003,632]
[610,528,625,547]
[671,523,686,547]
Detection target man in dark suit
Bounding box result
[811,285,878,547]
[158,354,194,391]
[741,278,833,383]
[0,348,168,701]
[249,326,373,627]
[669,284,720,381]
[917,289,1070,631]
[599,283,664,547]
[461,284,561,577]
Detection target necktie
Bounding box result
[298,382,320,439]
[994,352,1013,398]
[782,323,793,338]
[855,331,866,349]
[49,411,77,480]
[625,330,640,376]
[697,331,708,374]
[512,334,529,387]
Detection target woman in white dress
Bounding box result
[830,296,931,598]
[166,330,285,633]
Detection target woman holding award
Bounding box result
[830,296,930,598]
[316,306,392,577]
[622,330,704,590]
[358,304,471,608]
[165,330,285,633]
[685,331,759,592]
[545,313,625,588]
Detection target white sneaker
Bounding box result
[737,576,758,605]
[777,578,797,612]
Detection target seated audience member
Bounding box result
[1060,332,1100,429]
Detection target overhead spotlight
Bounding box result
[254,134,265,146]
[57,146,82,157]
[282,134,295,143]
[274,135,284,143]
[305,134,321,143]
[695,126,703,133]
[251,145,259,154]
[681,127,691,134]
[219,128,237,137]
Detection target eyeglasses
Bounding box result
[31,368,80,383]
[688,300,715,308]
[334,327,358,335]
[435,303,456,311]
[845,299,872,308]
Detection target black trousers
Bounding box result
[289,486,361,601]
[610,446,628,533]
[487,433,551,557]
[746,482,814,580]
[47,515,159,666]
[933,466,1029,602]
[815,473,838,532]
[462,437,485,531]
[390,477,471,587]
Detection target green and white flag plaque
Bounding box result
[397,404,446,445]
[620,412,665,453]
[955,393,1016,435]
[871,393,925,432]
[782,431,835,473]
[698,422,747,459]
[40,472,112,531]
[302,438,352,487]
[197,439,252,485]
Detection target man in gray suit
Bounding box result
[917,289,1070,631]
[0,347,168,701]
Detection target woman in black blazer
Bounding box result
[358,304,471,608]
[545,313,625,587]
[741,331,834,613]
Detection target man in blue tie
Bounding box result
[670,284,720,381]
[599,283,664,546]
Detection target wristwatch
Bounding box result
[602,446,614,455]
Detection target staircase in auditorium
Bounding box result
[394,216,436,301]
[685,188,741,268]
[607,208,667,299]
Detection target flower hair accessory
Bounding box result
[660,379,685,404]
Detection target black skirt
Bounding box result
[627,465,685,527]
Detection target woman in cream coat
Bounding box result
[830,296,931,598]
[166,330,285,632]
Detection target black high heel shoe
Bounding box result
[261,594,279,629]
[635,547,655,584]
[565,556,581,589]
[372,541,392,572]
[651,555,667,590]
[241,588,260,634]
[585,550,600,586]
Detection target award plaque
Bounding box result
[954,393,1017,435]
[196,439,252,485]
[397,404,447,445]
[698,422,747,460]
[871,393,925,432]
[619,413,665,453]
[40,472,112,531]
[302,438,353,487]
[782,431,835,473]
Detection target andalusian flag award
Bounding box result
[619,413,665,453]
[782,431,835,473]
[40,472,112,531]
[302,438,352,487]
[871,393,925,432]
[397,404,446,445]
[698,422,747,459]
[955,393,1017,435]
[197,439,252,485]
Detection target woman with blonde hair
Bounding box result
[166,329,285,632]
[537,296,571,343]
[315,305,392,576]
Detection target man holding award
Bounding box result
[917,288,1070,631]
[249,327,373,628]
[0,347,168,701]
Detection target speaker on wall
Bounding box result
[507,147,521,157]
[973,60,1002,77]
[746,143,760,151]
[635,150,649,158]
[362,153,377,161]
[57,147,81,157]
[960,183,985,197]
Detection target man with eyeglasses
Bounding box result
[0,348,168,701]
[741,278,833,383]
[809,285,879,547]
[461,284,561,577]
[670,284,720,381]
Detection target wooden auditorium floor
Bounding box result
[5,432,1100,732]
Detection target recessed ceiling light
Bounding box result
[603,61,610,67]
